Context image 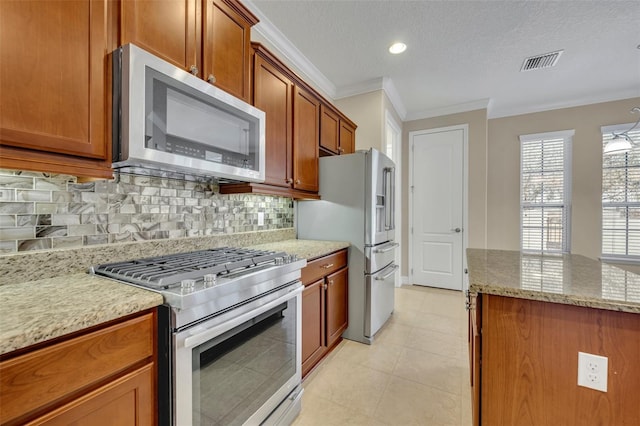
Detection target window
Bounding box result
[519,130,573,253]
[601,124,640,260]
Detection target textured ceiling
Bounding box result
[246,0,640,120]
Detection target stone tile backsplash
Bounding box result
[0,169,294,253]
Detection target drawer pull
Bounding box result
[374,242,399,253]
[321,263,334,269]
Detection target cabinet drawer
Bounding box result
[301,249,348,285]
[0,313,154,425]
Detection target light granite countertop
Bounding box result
[248,239,350,260]
[0,232,348,355]
[467,249,640,314]
[0,274,163,355]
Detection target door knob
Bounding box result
[207,74,216,83]
[452,228,461,233]
[189,65,199,76]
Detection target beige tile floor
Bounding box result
[293,285,472,426]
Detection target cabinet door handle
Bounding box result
[338,147,344,153]
[207,74,216,83]
[323,283,328,290]
[321,263,334,269]
[328,280,334,286]
[295,179,301,184]
[189,65,199,76]
[286,178,293,184]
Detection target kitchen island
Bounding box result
[466,249,640,426]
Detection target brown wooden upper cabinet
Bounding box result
[293,86,320,193]
[339,120,356,155]
[219,43,321,198]
[0,0,113,178]
[252,47,294,188]
[120,0,257,103]
[320,105,356,155]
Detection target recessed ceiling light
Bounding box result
[389,42,407,54]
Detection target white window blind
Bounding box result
[520,131,573,253]
[601,126,640,260]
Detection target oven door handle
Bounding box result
[183,285,303,349]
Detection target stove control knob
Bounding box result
[203,274,217,287]
[181,279,196,291]
[275,257,284,265]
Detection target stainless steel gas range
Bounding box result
[91,247,306,426]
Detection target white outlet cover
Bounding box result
[258,212,264,226]
[577,352,608,392]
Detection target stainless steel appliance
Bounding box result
[297,148,398,344]
[91,247,306,426]
[112,44,266,182]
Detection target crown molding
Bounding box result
[488,89,640,119]
[243,0,336,98]
[405,98,491,121]
[334,77,407,120]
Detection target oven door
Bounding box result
[174,284,302,426]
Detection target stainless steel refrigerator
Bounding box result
[297,148,397,344]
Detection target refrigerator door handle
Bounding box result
[383,167,395,231]
[390,166,395,231]
[373,242,399,253]
[374,264,399,280]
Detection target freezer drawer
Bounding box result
[365,241,398,273]
[365,263,398,337]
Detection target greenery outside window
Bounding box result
[601,124,640,261]
[519,130,574,253]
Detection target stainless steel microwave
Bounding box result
[112,44,266,182]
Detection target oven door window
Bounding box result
[191,299,298,425]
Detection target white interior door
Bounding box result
[410,126,465,290]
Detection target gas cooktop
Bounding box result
[90,247,295,290]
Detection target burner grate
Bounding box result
[93,247,286,289]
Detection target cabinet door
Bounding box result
[320,105,340,154]
[203,0,257,103]
[293,86,320,192]
[29,364,154,426]
[325,267,348,348]
[120,0,197,74]
[302,279,325,377]
[0,0,109,160]
[469,294,481,426]
[339,120,356,154]
[253,53,293,188]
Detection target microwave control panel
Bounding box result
[163,140,253,169]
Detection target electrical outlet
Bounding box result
[578,352,608,392]
[257,212,264,226]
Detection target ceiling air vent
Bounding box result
[521,50,564,72]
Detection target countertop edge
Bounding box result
[0,238,348,356]
[469,283,640,314]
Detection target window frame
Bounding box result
[519,129,574,254]
[601,122,640,263]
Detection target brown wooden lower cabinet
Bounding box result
[301,249,348,377]
[27,363,154,426]
[470,293,640,426]
[0,309,157,426]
